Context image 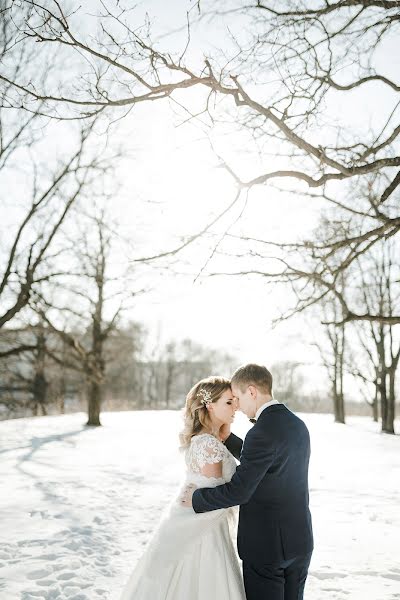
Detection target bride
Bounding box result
[120,376,246,600]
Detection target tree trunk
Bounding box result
[32,326,48,417]
[333,389,345,423]
[86,377,102,426]
[384,369,396,434]
[372,386,379,423]
[86,257,105,426]
[333,325,345,424]
[59,340,66,414]
[165,364,173,409]
[337,327,345,423]
[337,394,345,424]
[378,370,391,433]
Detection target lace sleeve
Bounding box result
[188,434,225,475]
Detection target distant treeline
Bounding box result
[0,322,238,420]
[2,322,393,422]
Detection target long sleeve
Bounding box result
[224,432,243,461]
[192,425,276,513]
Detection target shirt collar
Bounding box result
[255,399,280,421]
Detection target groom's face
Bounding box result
[231,384,256,418]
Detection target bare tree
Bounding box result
[0,5,126,349]
[2,0,399,327]
[136,334,237,409]
[0,319,146,419]
[0,321,52,416]
[270,359,305,403]
[0,121,104,335]
[104,321,146,410]
[35,207,138,425]
[353,242,400,433]
[313,306,346,424]
[165,341,179,409]
[346,330,380,423]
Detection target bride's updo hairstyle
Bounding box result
[179,376,231,449]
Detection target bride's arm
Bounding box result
[200,460,223,479]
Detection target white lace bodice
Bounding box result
[184,433,237,488]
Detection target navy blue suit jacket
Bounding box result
[192,404,313,564]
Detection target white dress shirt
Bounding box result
[255,399,281,421]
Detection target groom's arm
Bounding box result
[192,427,276,513]
[224,432,243,461]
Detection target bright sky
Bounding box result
[2,0,399,393]
[103,0,398,377]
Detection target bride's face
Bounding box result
[208,388,237,425]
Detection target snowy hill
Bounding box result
[0,410,399,600]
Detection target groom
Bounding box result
[181,363,313,600]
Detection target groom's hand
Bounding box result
[180,484,197,508]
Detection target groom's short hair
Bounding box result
[231,363,273,394]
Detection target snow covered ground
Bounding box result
[0,410,399,600]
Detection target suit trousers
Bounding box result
[242,552,312,600]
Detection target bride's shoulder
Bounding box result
[190,432,210,443]
[190,433,224,447]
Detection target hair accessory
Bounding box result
[197,388,212,407]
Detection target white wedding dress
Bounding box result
[120,433,246,600]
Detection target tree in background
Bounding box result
[313,315,346,425]
[351,241,400,433]
[139,335,237,410]
[35,206,137,426]
[270,360,305,404]
[0,322,239,420]
[0,118,102,335]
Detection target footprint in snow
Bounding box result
[56,571,75,580]
[36,580,54,587]
[26,568,52,580]
[382,573,400,581]
[37,553,57,561]
[310,571,348,580]
[61,585,80,595]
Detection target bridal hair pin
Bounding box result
[197,388,212,407]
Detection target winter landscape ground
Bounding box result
[0,410,399,600]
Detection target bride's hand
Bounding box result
[180,484,197,508]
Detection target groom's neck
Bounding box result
[254,394,273,414]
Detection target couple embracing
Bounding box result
[120,363,313,600]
